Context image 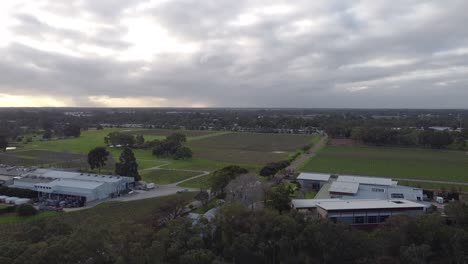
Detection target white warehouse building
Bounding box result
[11,169,134,204]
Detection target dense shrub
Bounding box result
[259,160,290,177]
[16,204,37,217]
[0,186,37,199]
[0,205,16,215]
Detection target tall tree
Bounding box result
[225,174,265,209]
[210,165,248,196]
[268,183,292,213]
[0,135,7,152]
[87,147,109,173]
[115,147,141,181]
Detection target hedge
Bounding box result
[0,186,37,199]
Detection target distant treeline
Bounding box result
[349,127,467,149]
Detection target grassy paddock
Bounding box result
[141,169,201,184]
[188,133,318,165]
[2,129,317,187]
[302,145,468,183]
[177,173,213,189]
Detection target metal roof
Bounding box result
[38,179,104,190]
[316,199,425,211]
[297,173,331,182]
[30,169,133,183]
[329,181,359,194]
[291,199,339,209]
[337,175,397,186]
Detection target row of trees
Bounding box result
[87,147,141,181]
[104,132,139,146]
[351,127,467,149]
[259,160,290,178]
[42,123,81,139]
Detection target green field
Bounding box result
[2,128,317,188]
[141,169,201,184]
[177,173,213,189]
[188,132,317,165]
[302,145,468,183]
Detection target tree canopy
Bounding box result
[87,147,110,173]
[104,132,136,147]
[152,133,192,160]
[210,165,248,196]
[115,147,141,181]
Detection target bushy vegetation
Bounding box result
[0,198,466,263]
[104,131,136,146]
[152,133,193,160]
[210,165,248,196]
[15,204,37,217]
[259,160,290,177]
[0,187,37,199]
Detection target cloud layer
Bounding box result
[0,0,467,108]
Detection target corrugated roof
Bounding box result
[38,179,104,189]
[316,199,425,211]
[291,199,339,208]
[30,169,132,183]
[337,175,397,186]
[297,173,330,182]
[329,181,359,194]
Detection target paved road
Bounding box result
[288,136,328,171]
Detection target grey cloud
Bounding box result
[0,0,468,108]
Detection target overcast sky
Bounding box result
[0,0,467,108]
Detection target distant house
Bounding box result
[428,126,453,132]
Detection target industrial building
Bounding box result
[291,198,426,228]
[8,168,134,206]
[293,172,427,227]
[297,172,424,202]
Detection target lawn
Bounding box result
[188,132,317,165]
[302,145,468,183]
[178,173,213,189]
[141,169,201,184]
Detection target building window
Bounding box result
[367,216,378,223]
[354,216,365,224]
[372,188,385,192]
[391,193,404,199]
[379,215,389,223]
